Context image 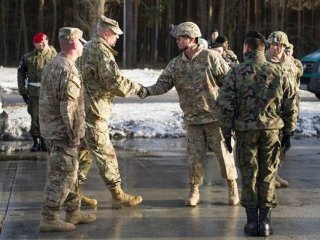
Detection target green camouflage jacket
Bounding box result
[17,46,56,97]
[147,45,230,125]
[79,35,141,121]
[218,50,298,137]
[39,53,85,145]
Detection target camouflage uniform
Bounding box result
[79,34,141,188]
[218,50,298,209]
[222,49,240,67]
[146,45,238,186]
[0,85,8,137]
[17,46,56,139]
[39,49,85,219]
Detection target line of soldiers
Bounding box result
[17,16,300,237]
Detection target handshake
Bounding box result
[137,86,149,99]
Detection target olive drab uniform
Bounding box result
[79,34,141,188]
[17,46,56,139]
[146,44,238,189]
[218,50,298,209]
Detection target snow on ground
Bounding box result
[0,67,319,140]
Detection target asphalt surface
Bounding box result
[0,137,320,239]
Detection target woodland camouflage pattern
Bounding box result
[219,50,298,137]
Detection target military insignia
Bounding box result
[69,86,77,94]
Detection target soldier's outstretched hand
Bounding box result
[138,86,149,99]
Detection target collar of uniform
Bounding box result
[181,44,203,61]
[245,50,266,62]
[96,35,118,56]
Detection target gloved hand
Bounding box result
[138,86,149,99]
[22,94,29,104]
[281,135,291,154]
[224,136,232,153]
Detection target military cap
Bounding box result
[98,15,123,35]
[245,31,267,47]
[212,35,228,48]
[33,32,47,44]
[59,27,87,43]
[267,31,289,47]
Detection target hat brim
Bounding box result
[79,37,87,44]
[110,27,123,35]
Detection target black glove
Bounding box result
[138,87,149,99]
[281,135,291,155]
[22,94,29,104]
[224,136,232,153]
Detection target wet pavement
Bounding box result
[0,137,320,240]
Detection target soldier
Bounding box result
[265,31,300,188]
[39,27,96,232]
[0,85,8,138]
[17,32,57,152]
[218,31,298,237]
[79,15,143,209]
[208,28,219,48]
[213,35,239,67]
[138,22,239,207]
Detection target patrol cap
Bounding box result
[267,31,289,47]
[33,32,47,44]
[98,15,123,35]
[59,27,87,43]
[245,31,267,47]
[212,35,228,48]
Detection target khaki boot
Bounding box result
[39,217,75,232]
[227,179,239,205]
[110,185,143,209]
[80,193,98,207]
[276,175,289,188]
[185,184,200,207]
[65,210,96,225]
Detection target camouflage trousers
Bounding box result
[187,121,238,186]
[78,139,92,184]
[85,119,121,188]
[41,139,80,219]
[27,96,41,137]
[236,129,281,209]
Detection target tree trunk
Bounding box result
[51,0,57,47]
[21,0,29,53]
[39,0,45,31]
[218,0,225,34]
[1,0,8,65]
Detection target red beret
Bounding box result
[32,32,47,44]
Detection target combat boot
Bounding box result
[258,207,273,237]
[65,210,96,225]
[39,217,75,232]
[31,137,40,152]
[276,175,289,188]
[227,179,239,205]
[110,185,143,209]
[185,184,200,207]
[80,192,98,207]
[244,208,258,236]
[40,137,47,152]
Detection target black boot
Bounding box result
[259,208,273,237]
[40,137,47,152]
[31,137,40,152]
[244,208,258,236]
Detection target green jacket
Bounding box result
[17,46,56,97]
[218,50,298,137]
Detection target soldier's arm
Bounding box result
[146,60,175,96]
[281,75,299,135]
[60,73,83,147]
[218,69,236,138]
[99,57,141,97]
[17,56,28,95]
[209,53,231,87]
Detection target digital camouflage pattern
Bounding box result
[218,50,298,208]
[79,35,141,188]
[39,52,84,219]
[222,49,239,67]
[147,46,237,184]
[147,45,230,125]
[17,46,56,137]
[39,52,85,144]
